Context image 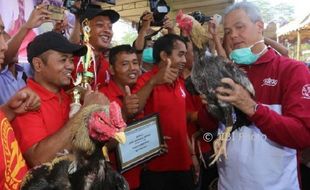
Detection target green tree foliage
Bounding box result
[112,32,138,46]
[249,0,295,23]
[288,43,310,62]
[121,32,138,45]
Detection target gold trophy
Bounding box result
[70,19,96,118]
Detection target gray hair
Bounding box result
[224,1,263,23]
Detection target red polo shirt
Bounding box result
[133,66,192,171]
[12,79,71,153]
[0,111,28,190]
[99,80,124,106]
[99,80,142,189]
[180,78,212,154]
[73,54,110,88]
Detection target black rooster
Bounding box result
[191,55,255,165]
[21,102,129,190]
[176,10,255,166]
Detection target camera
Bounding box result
[63,0,116,15]
[189,11,222,25]
[189,11,212,25]
[149,0,170,26]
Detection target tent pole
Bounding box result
[297,30,301,60]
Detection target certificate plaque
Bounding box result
[116,114,164,173]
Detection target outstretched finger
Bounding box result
[166,58,171,69]
[125,85,131,96]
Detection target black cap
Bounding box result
[80,5,120,23]
[27,31,87,63]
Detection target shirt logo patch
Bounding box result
[1,117,28,190]
[302,84,310,99]
[262,78,278,87]
[180,87,186,98]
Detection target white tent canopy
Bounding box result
[277,13,310,37]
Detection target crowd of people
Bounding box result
[0,1,309,190]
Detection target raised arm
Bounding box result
[208,19,227,58]
[264,37,288,57]
[163,16,176,35]
[4,5,50,66]
[134,11,153,52]
[15,90,108,167]
[69,16,82,44]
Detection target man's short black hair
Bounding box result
[153,34,187,63]
[109,45,136,65]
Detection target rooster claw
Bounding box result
[209,147,225,166]
[209,126,232,166]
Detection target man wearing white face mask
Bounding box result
[211,2,310,190]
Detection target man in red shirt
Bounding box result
[12,31,107,168]
[206,2,310,189]
[100,45,139,112]
[99,44,141,189]
[73,5,120,87]
[133,34,195,190]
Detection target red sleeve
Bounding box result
[250,64,310,149]
[132,72,152,93]
[12,111,48,153]
[197,106,218,132]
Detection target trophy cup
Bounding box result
[70,18,96,118]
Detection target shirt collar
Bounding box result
[27,79,67,101]
[15,64,25,72]
[0,64,24,74]
[0,65,9,74]
[254,48,277,65]
[107,80,125,99]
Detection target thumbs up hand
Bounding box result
[123,85,140,118]
[152,58,179,85]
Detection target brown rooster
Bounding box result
[176,10,209,50]
[21,102,129,190]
